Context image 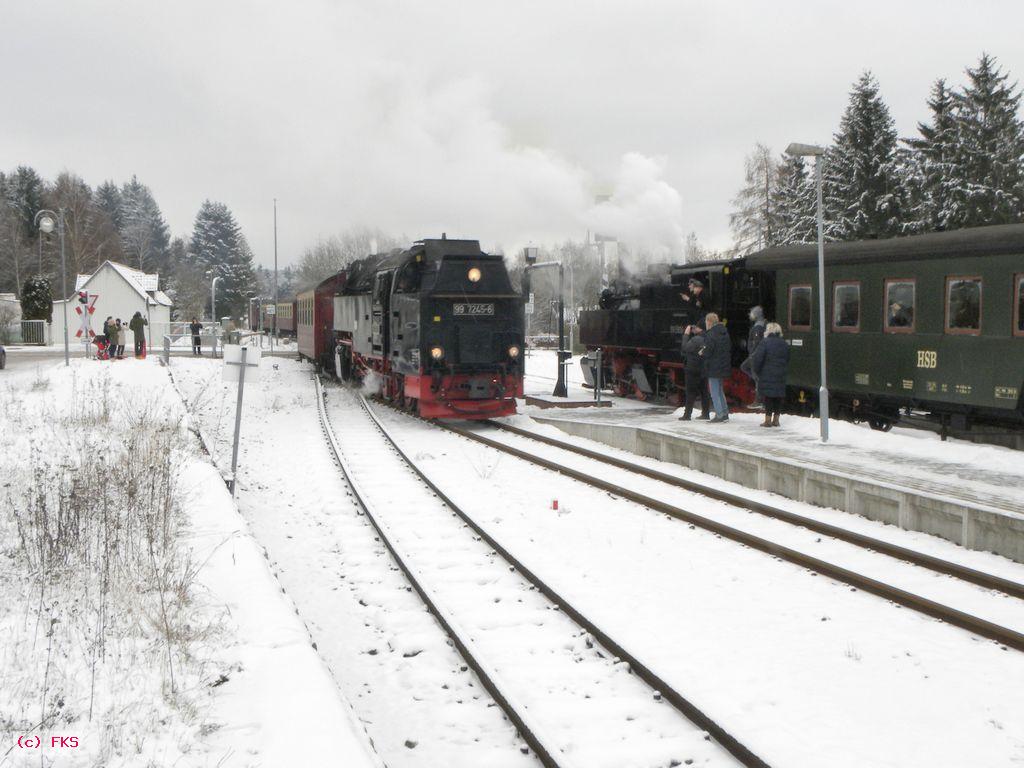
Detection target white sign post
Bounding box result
[223,344,261,495]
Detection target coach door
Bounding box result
[371,271,392,356]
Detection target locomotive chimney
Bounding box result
[441,232,447,240]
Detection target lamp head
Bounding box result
[38,215,55,234]
[785,142,825,157]
[524,246,539,265]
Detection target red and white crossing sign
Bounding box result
[75,292,98,338]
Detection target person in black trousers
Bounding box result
[189,318,203,355]
[679,325,710,420]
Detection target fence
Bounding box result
[0,319,50,346]
[161,330,265,366]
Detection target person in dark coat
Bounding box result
[678,325,710,420]
[129,311,148,357]
[189,317,203,355]
[749,322,790,427]
[740,305,767,406]
[700,312,732,422]
[678,278,707,328]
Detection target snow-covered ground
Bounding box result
[0,357,377,767]
[166,353,1024,767]
[170,356,541,767]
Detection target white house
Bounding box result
[52,261,172,348]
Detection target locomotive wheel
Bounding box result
[868,417,893,432]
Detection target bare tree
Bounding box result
[729,143,783,255]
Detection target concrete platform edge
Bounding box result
[533,416,1024,564]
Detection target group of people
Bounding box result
[678,278,790,428]
[99,312,148,359]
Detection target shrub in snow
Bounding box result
[0,374,220,765]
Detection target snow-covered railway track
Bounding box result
[316,378,764,768]
[435,419,1024,653]
[475,420,1024,600]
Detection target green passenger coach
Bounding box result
[746,223,1024,432]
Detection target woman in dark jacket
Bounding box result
[749,322,790,427]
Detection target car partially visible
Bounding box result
[0,344,5,369]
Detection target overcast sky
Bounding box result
[3,0,1023,267]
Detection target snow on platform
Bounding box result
[523,393,612,408]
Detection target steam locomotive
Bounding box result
[294,237,525,420]
[580,223,1024,435]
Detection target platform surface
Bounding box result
[529,406,1024,516]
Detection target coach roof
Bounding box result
[745,222,1024,269]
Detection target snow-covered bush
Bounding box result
[0,372,220,765]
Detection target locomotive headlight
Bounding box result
[508,345,520,358]
[467,267,482,283]
[430,346,444,360]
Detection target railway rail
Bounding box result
[428,417,1024,653]
[315,376,769,768]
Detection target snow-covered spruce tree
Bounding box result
[188,200,256,318]
[824,72,905,240]
[21,276,52,322]
[902,79,959,232]
[119,176,170,274]
[729,143,784,254]
[945,54,1024,228]
[775,153,819,244]
[95,180,123,232]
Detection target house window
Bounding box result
[945,276,982,335]
[1015,274,1024,337]
[788,284,812,330]
[832,281,861,332]
[884,279,915,333]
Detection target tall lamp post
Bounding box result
[211,275,222,325]
[785,142,829,442]
[272,198,278,353]
[523,248,567,397]
[35,209,68,366]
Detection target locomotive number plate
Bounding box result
[453,303,494,316]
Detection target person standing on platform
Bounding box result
[679,325,710,421]
[740,305,767,407]
[701,312,732,423]
[749,322,790,427]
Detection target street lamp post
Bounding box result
[785,142,829,442]
[211,275,222,325]
[523,249,568,397]
[35,209,68,366]
[272,198,278,355]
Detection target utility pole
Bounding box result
[272,198,278,354]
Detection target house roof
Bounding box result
[75,261,171,306]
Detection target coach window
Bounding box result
[832,281,861,332]
[884,279,915,333]
[945,276,982,334]
[788,284,812,330]
[1015,273,1024,337]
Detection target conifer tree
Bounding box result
[945,54,1024,227]
[96,181,123,232]
[775,154,819,243]
[188,200,256,317]
[824,72,904,239]
[119,176,170,273]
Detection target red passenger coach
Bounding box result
[297,273,347,368]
